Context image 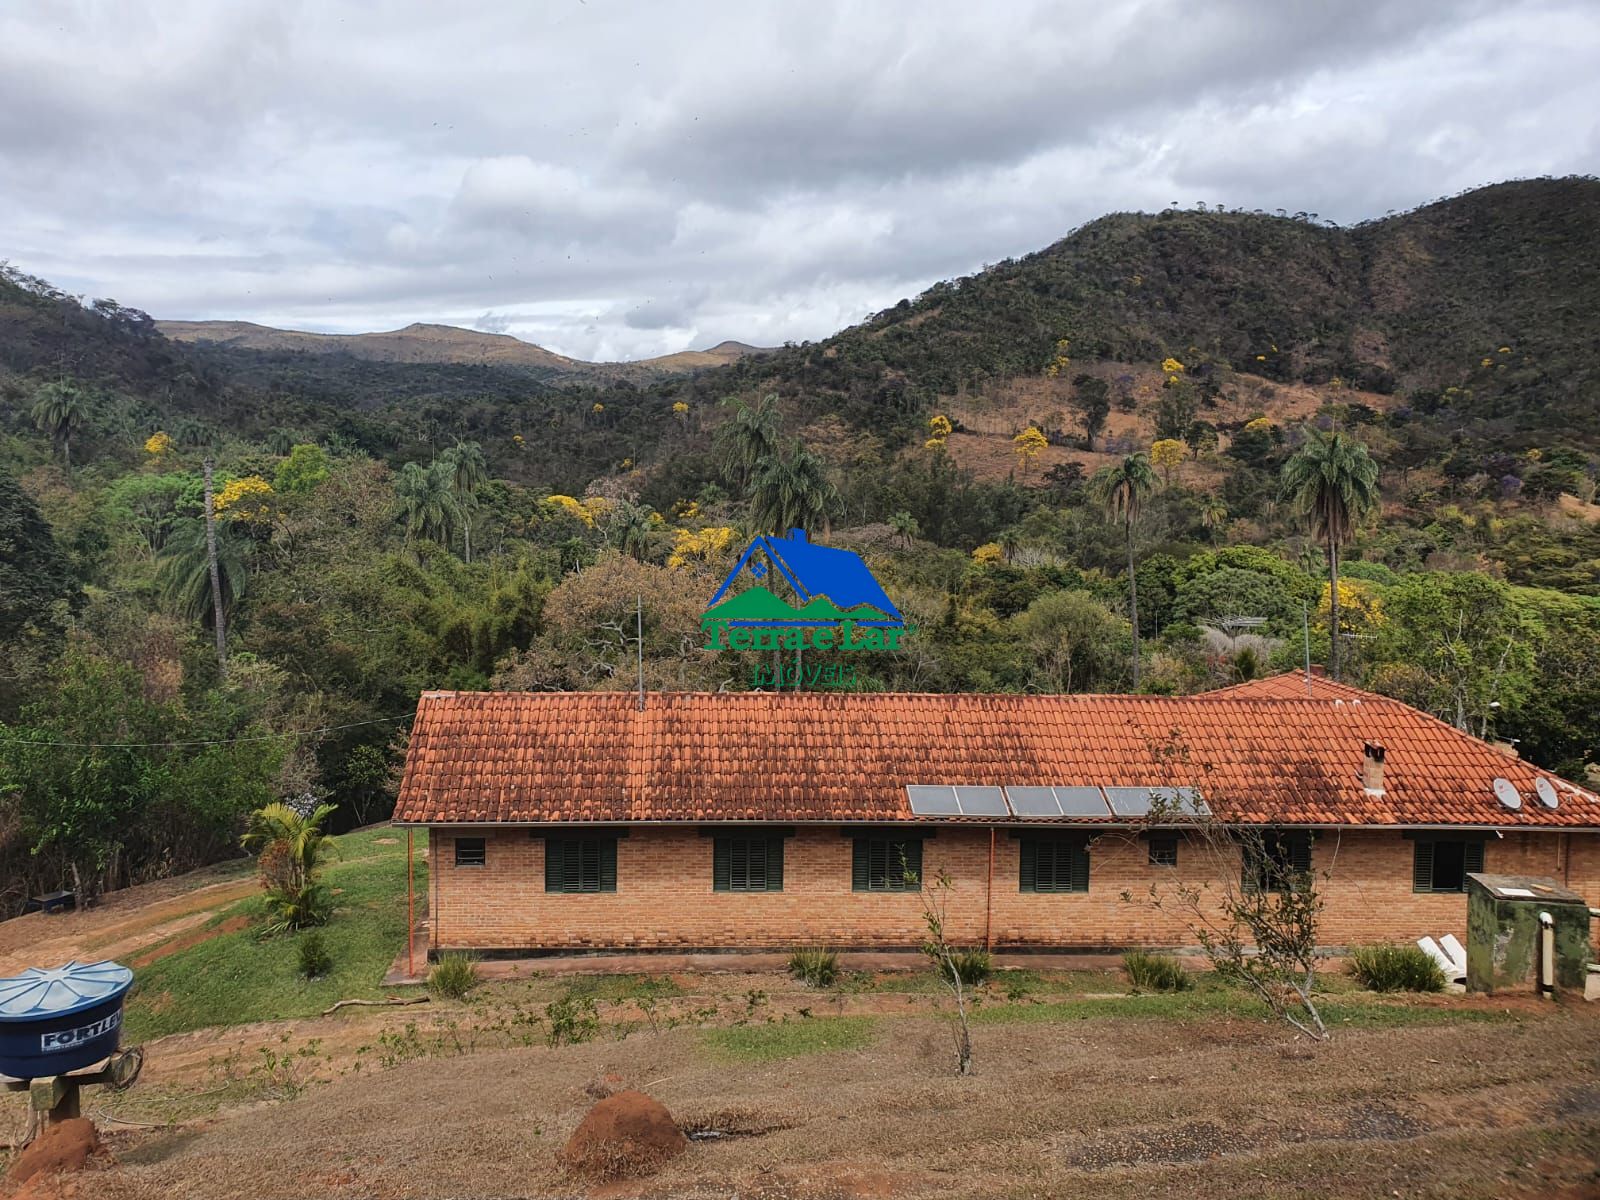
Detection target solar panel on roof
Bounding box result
[906,785,960,816]
[1054,786,1111,817]
[1005,786,1062,817]
[1104,787,1154,817]
[1149,786,1209,817]
[953,786,1009,816]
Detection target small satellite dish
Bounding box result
[1493,778,1522,810]
[1534,777,1559,810]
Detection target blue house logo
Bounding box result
[701,529,909,653]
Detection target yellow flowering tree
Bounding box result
[1150,438,1187,485]
[1315,578,1384,642]
[672,401,689,418]
[546,494,598,527]
[213,476,277,524]
[925,414,953,450]
[144,431,173,458]
[1161,356,1184,383]
[1012,426,1048,476]
[666,525,736,570]
[1044,338,1071,378]
[972,542,1003,565]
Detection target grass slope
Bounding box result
[123,827,422,1042]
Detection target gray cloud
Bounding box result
[1,0,1594,361]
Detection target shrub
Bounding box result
[1123,950,1192,992]
[546,994,600,1046]
[951,949,992,986]
[263,882,332,937]
[788,947,839,988]
[1349,944,1445,993]
[297,931,333,979]
[427,952,480,999]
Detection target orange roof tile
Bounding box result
[1198,670,1375,702]
[393,691,1600,829]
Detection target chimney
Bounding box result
[1362,741,1386,796]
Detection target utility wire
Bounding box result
[0,714,410,751]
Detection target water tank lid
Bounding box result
[0,960,134,1021]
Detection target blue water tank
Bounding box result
[0,960,134,1081]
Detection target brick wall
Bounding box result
[425,825,1600,953]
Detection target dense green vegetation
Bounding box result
[3,178,1599,912]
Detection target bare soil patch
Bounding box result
[4,1119,102,1188]
[126,917,251,969]
[31,997,1597,1200]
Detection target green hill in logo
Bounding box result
[798,595,890,622]
[701,585,803,625]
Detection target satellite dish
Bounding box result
[1534,777,1559,810]
[1493,778,1522,810]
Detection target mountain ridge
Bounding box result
[155,317,767,379]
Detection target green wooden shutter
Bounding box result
[1070,843,1090,892]
[765,837,784,892]
[713,837,731,892]
[1464,840,1484,876]
[852,839,870,891]
[899,839,922,888]
[1412,841,1434,892]
[545,838,565,892]
[1290,833,1312,876]
[599,838,617,892]
[1019,839,1037,892]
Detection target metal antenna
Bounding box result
[636,594,645,711]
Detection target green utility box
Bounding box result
[1465,873,1592,994]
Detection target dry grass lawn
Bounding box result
[18,975,1596,1200]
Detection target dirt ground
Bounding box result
[0,862,256,977]
[4,973,1595,1200]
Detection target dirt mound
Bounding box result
[563,1089,687,1180]
[4,1119,101,1188]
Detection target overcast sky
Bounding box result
[2,1,1597,362]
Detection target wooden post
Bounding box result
[30,1076,79,1125]
[406,827,415,980]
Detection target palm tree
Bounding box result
[748,444,837,539]
[1200,496,1229,544]
[888,510,920,549]
[608,500,655,562]
[159,518,250,626]
[31,382,87,470]
[241,801,339,932]
[440,442,489,562]
[395,460,461,549]
[715,393,780,494]
[1089,452,1157,688]
[1280,430,1380,681]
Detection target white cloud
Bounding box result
[0,0,1594,361]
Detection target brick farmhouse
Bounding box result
[392,675,1600,957]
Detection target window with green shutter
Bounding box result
[453,837,486,867]
[1241,831,1311,893]
[713,836,784,892]
[1019,837,1090,893]
[544,837,618,893]
[1412,838,1483,893]
[851,836,922,891]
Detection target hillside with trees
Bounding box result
[2,177,1599,914]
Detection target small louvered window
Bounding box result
[454,837,486,867]
[1020,838,1090,893]
[852,837,922,891]
[713,836,784,892]
[1412,839,1483,893]
[1241,831,1312,893]
[545,837,618,893]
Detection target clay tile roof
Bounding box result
[393,691,1600,829]
[1197,670,1376,703]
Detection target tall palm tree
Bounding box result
[1280,430,1380,681]
[31,382,87,471]
[440,442,489,562]
[1089,452,1157,688]
[888,510,920,549]
[749,444,837,539]
[159,518,250,626]
[395,460,461,549]
[1200,496,1229,544]
[715,393,780,494]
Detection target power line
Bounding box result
[0,715,410,751]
